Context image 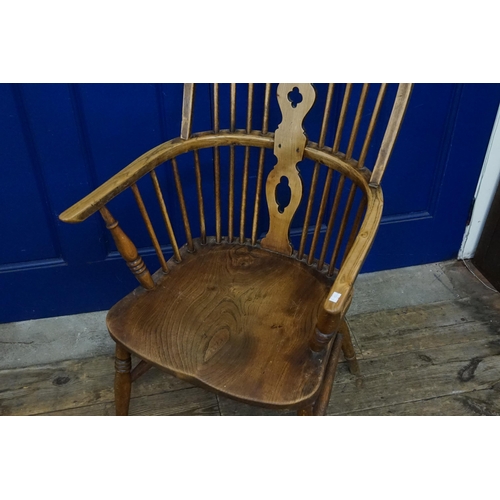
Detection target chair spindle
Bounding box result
[358,83,387,168]
[193,150,207,244]
[332,83,353,153]
[213,84,222,242]
[346,83,370,160]
[298,84,335,259]
[150,170,182,262]
[240,84,253,243]
[328,183,357,275]
[370,83,413,187]
[99,206,155,290]
[131,183,168,273]
[180,83,195,140]
[171,158,194,251]
[307,169,334,265]
[228,84,236,241]
[318,175,346,270]
[251,83,271,245]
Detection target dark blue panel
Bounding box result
[364,83,500,271]
[0,85,58,266]
[19,84,106,264]
[382,84,458,218]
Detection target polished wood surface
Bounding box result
[58,83,413,415]
[370,83,413,187]
[99,206,155,290]
[107,239,335,409]
[261,83,315,255]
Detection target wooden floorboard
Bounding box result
[1,260,499,416]
[38,387,220,416]
[338,389,500,416]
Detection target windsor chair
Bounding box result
[59,83,412,416]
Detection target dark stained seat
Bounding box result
[107,239,335,408]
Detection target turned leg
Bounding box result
[115,344,132,416]
[313,333,343,416]
[339,319,360,376]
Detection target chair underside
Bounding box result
[107,238,336,409]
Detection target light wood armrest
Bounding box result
[325,185,384,315]
[59,137,187,223]
[311,186,383,351]
[59,131,277,224]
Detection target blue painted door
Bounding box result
[1,83,499,323]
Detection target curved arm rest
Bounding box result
[59,131,277,224]
[59,136,187,224]
[325,185,384,316]
[311,186,384,351]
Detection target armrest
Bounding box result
[59,131,276,224]
[59,137,187,224]
[311,185,384,351]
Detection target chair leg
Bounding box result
[114,344,132,416]
[297,406,314,416]
[312,332,344,415]
[339,319,360,376]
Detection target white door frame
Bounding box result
[459,104,500,259]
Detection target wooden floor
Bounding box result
[1,260,500,416]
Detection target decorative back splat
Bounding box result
[261,83,316,255]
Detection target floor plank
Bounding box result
[340,389,500,416]
[39,387,220,416]
[0,355,191,416]
[327,338,500,415]
[347,294,500,358]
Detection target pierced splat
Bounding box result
[275,176,292,214]
[287,87,303,108]
[261,83,316,255]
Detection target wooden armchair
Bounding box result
[59,83,412,415]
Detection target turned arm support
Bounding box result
[99,206,155,290]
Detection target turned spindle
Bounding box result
[100,206,155,290]
[114,344,132,416]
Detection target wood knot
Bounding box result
[203,329,230,363]
[52,376,70,386]
[230,248,255,268]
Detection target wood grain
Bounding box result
[107,239,335,409]
[40,387,220,416]
[180,83,195,140]
[0,355,191,416]
[261,83,316,255]
[59,131,372,224]
[99,206,155,290]
[369,83,413,187]
[328,338,500,415]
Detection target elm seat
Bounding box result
[59,83,413,415]
[107,239,335,408]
